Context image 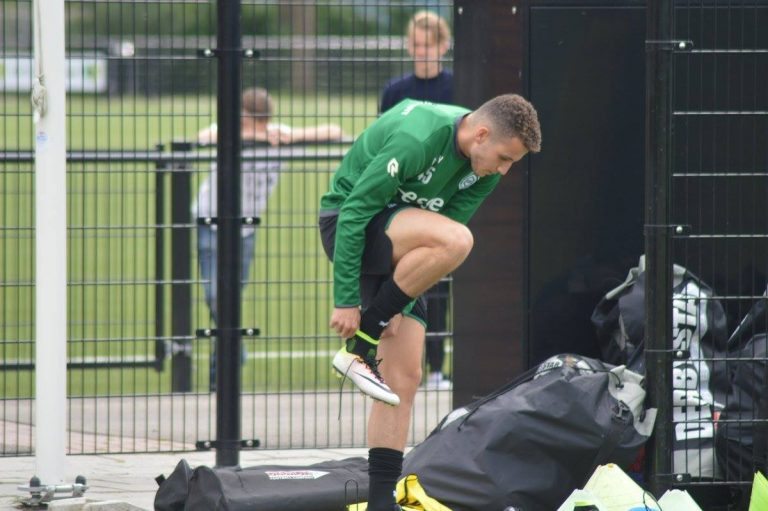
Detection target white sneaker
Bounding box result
[332,348,400,406]
[425,372,453,390]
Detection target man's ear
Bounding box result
[438,39,450,57]
[474,126,490,143]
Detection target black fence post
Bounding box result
[171,143,193,392]
[154,144,167,372]
[215,0,243,468]
[645,0,675,497]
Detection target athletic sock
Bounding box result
[347,278,413,358]
[367,447,403,511]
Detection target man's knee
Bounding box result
[387,364,422,398]
[380,350,422,395]
[441,223,474,260]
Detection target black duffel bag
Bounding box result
[400,354,656,511]
[155,457,369,511]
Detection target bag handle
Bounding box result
[583,401,633,485]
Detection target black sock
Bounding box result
[368,447,403,511]
[347,279,413,358]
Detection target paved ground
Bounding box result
[0,388,451,510]
[1,389,451,454]
[0,448,369,510]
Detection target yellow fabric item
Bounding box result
[348,474,452,511]
[396,475,452,511]
[749,471,768,511]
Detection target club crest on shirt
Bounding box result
[458,173,479,190]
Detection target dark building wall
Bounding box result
[453,1,647,405]
[453,0,768,407]
[526,5,646,366]
[452,0,527,407]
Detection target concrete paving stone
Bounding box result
[45,497,88,510]
[83,501,145,510]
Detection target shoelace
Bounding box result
[361,355,385,383]
[336,354,387,420]
[337,361,351,421]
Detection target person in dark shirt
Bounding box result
[380,10,454,390]
[380,10,453,114]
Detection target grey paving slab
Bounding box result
[46,498,89,510]
[84,500,162,510]
[0,448,369,510]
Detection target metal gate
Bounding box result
[646,0,768,504]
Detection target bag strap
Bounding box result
[453,365,543,430]
[583,401,633,485]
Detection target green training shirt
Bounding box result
[320,99,501,307]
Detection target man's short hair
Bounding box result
[407,10,451,46]
[476,94,542,153]
[241,87,273,119]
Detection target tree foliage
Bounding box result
[63,3,429,37]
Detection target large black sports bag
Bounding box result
[400,354,656,511]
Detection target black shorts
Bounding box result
[319,206,427,326]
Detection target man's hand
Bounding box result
[330,307,360,339]
[265,125,293,145]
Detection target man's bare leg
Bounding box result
[386,207,473,297]
[330,207,471,406]
[361,208,467,509]
[330,207,472,338]
[369,316,426,449]
[366,316,425,511]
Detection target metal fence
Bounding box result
[5,0,766,504]
[1,0,455,456]
[646,0,768,505]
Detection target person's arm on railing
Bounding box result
[269,123,346,145]
[199,122,347,147]
[197,123,218,146]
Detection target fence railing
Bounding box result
[0,143,454,456]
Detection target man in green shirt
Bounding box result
[319,94,541,511]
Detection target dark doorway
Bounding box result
[527,6,646,366]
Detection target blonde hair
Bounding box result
[241,87,273,119]
[407,10,451,46]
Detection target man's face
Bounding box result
[408,28,446,61]
[408,28,449,76]
[469,129,529,178]
[241,113,269,132]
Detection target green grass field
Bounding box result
[1,93,376,150]
[1,92,393,398]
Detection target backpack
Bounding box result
[590,256,729,478]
